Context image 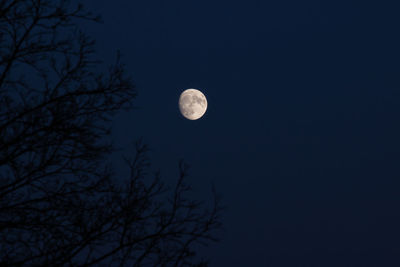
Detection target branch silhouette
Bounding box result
[0,1,222,266]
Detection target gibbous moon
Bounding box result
[179,89,208,120]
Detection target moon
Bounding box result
[179,89,208,120]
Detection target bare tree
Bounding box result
[0,0,222,266]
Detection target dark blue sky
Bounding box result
[83,1,400,266]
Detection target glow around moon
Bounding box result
[179,89,207,120]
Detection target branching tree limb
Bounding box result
[0,1,222,266]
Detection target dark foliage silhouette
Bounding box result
[0,0,222,266]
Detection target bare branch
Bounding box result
[0,1,222,266]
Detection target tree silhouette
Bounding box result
[0,1,222,266]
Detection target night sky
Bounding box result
[82,1,400,266]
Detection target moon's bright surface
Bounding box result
[179,89,207,120]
